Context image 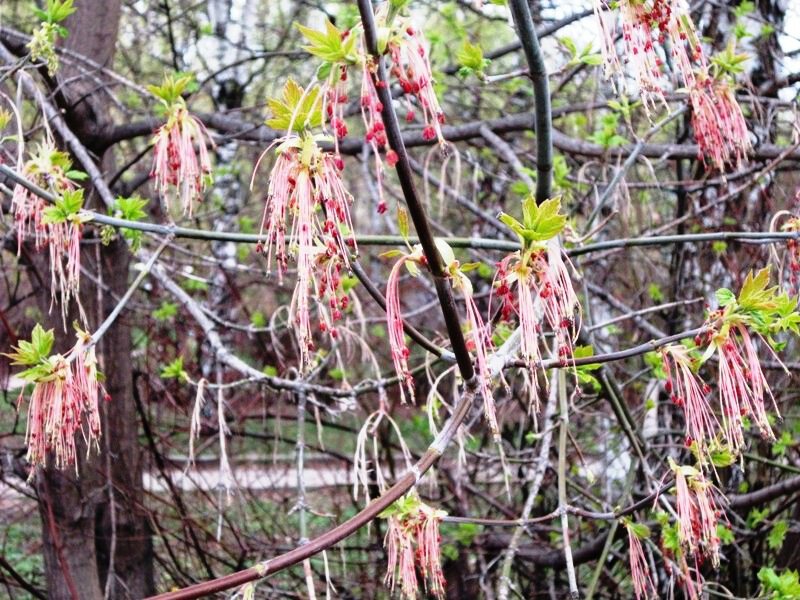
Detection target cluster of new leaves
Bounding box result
[27,0,75,74]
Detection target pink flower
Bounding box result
[492,240,579,390]
[625,523,657,600]
[671,461,722,567]
[660,344,719,451]
[150,105,214,216]
[413,504,447,599]
[386,251,421,403]
[12,183,47,253]
[532,239,580,358]
[44,207,85,326]
[383,498,446,599]
[388,27,446,145]
[595,0,704,113]
[462,283,498,435]
[384,516,418,599]
[289,169,316,365]
[324,66,350,145]
[712,324,776,453]
[689,76,750,171]
[253,137,356,369]
[11,141,75,253]
[360,57,391,213]
[18,332,107,474]
[24,356,80,471]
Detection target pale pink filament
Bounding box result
[673,466,722,566]
[661,345,719,450]
[716,325,775,453]
[626,525,657,600]
[689,77,750,171]
[386,255,414,402]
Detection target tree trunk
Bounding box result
[33,1,154,598]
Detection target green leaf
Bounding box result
[715,288,736,307]
[160,357,188,380]
[65,169,88,181]
[41,189,84,225]
[580,54,603,66]
[4,324,55,367]
[147,73,195,106]
[456,40,490,77]
[709,446,736,467]
[737,267,775,310]
[266,79,323,133]
[558,36,577,59]
[397,206,410,241]
[250,311,267,328]
[628,522,650,540]
[717,524,735,545]
[153,301,178,321]
[768,520,789,550]
[296,20,356,64]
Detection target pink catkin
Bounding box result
[661,345,719,451]
[463,290,498,435]
[383,504,446,600]
[256,140,357,370]
[386,255,415,402]
[673,465,722,567]
[150,106,214,216]
[384,517,418,599]
[24,340,106,473]
[689,77,751,171]
[597,0,704,112]
[534,240,580,357]
[359,57,391,214]
[626,526,657,600]
[715,325,775,453]
[290,169,316,366]
[258,149,295,277]
[388,27,445,144]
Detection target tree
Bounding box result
[1,0,800,598]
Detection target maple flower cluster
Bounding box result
[256,4,450,368]
[5,325,108,474]
[12,143,92,324]
[385,247,424,403]
[381,494,447,600]
[623,520,657,600]
[495,198,580,372]
[652,267,799,598]
[594,0,751,169]
[671,461,724,568]
[298,9,446,214]
[388,26,446,144]
[148,74,214,217]
[254,81,358,368]
[659,268,797,465]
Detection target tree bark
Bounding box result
[32,1,155,598]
